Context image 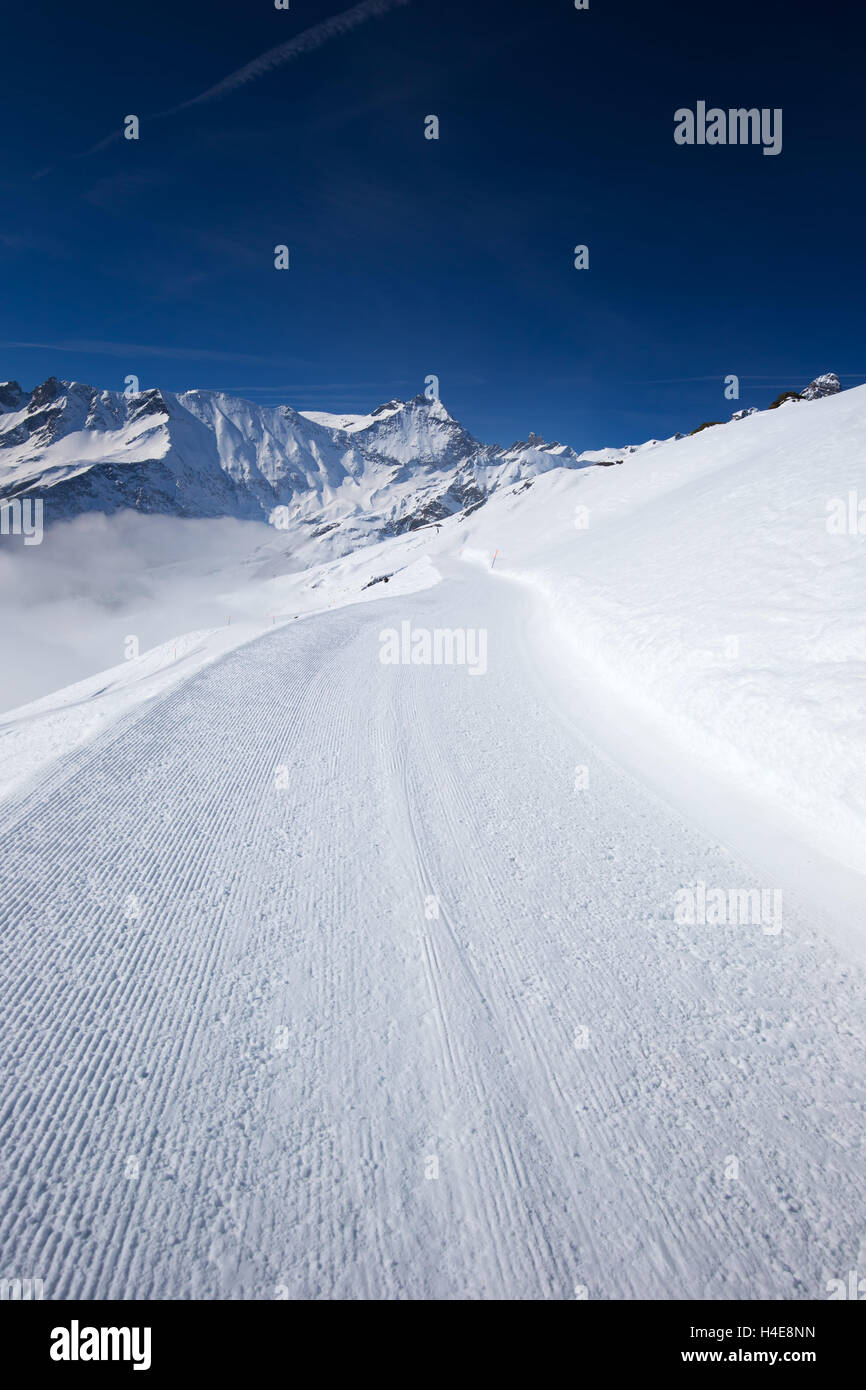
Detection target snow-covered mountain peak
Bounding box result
[801,371,841,401]
[301,392,453,435]
[0,379,560,553]
[0,380,25,412]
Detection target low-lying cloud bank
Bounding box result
[0,511,272,712]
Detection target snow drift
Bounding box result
[459,382,866,875]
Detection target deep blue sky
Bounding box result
[1,0,864,448]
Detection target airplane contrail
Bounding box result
[75,0,410,160]
[162,0,411,115]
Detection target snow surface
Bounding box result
[1,382,865,1299]
[299,402,407,433]
[457,384,866,878]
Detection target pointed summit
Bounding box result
[801,372,841,401]
[0,381,25,412]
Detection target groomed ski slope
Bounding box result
[1,561,865,1300]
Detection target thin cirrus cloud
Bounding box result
[77,0,412,160]
[0,339,305,367]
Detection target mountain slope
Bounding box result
[2,371,844,560]
[0,380,594,555]
[456,380,866,880]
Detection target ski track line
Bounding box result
[391,676,579,1297]
[389,592,666,1296]
[396,642,679,1295]
[402,688,592,1247]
